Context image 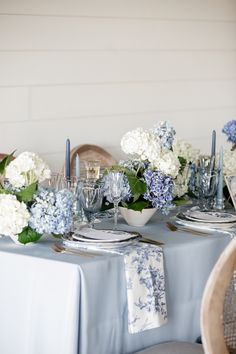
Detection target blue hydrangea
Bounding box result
[119,159,150,172]
[29,187,74,235]
[143,169,174,213]
[151,121,176,150]
[222,120,236,143]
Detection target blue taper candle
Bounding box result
[211,130,216,157]
[216,146,224,209]
[65,138,71,180]
[75,153,80,180]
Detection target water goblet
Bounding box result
[198,169,218,211]
[79,181,103,228]
[106,172,125,230]
[191,166,218,211]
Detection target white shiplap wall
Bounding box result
[0,0,236,171]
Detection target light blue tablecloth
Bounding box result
[0,212,230,354]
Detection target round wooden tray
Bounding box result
[70,144,117,177]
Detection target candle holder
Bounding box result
[215,197,225,210]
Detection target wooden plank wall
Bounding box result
[0,0,235,170]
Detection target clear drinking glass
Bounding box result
[106,172,125,230]
[84,160,101,180]
[193,167,218,211]
[79,181,103,228]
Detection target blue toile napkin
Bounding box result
[118,243,167,334]
[63,232,167,333]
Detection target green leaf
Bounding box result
[0,188,13,196]
[132,193,141,203]
[15,182,37,202]
[126,174,147,195]
[127,200,150,211]
[18,227,42,244]
[0,151,15,175]
[178,156,187,174]
[173,197,188,206]
[52,234,62,239]
[187,189,197,198]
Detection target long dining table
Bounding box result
[0,210,231,354]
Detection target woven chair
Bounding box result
[69,144,117,177]
[135,239,236,354]
[201,238,236,354]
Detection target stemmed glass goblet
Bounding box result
[79,181,103,228]
[106,172,125,230]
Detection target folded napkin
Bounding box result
[118,243,167,334]
[63,232,167,333]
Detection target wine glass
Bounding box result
[84,160,101,180]
[105,172,125,230]
[79,181,103,228]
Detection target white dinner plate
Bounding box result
[62,235,137,250]
[176,213,236,230]
[183,209,236,223]
[73,228,139,243]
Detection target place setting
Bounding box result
[174,207,236,235]
[168,131,236,238]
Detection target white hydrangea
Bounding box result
[172,139,200,163]
[218,149,236,176]
[121,128,161,160]
[5,152,51,188]
[0,194,30,237]
[143,133,162,162]
[151,150,180,178]
[173,166,191,198]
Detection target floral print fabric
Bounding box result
[118,243,167,334]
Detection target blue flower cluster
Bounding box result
[222,120,236,143]
[143,169,174,213]
[29,187,74,235]
[119,159,149,172]
[152,121,176,149]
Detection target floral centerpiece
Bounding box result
[221,120,236,205]
[104,121,199,215]
[222,120,236,151]
[0,152,74,244]
[220,120,236,176]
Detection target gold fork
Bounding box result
[52,244,97,257]
[166,222,209,236]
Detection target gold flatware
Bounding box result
[52,244,96,258]
[166,221,209,236]
[139,238,164,246]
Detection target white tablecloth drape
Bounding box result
[0,212,231,354]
